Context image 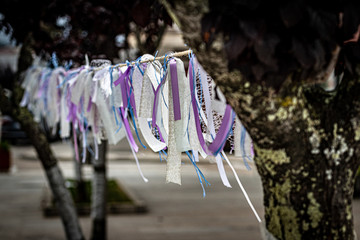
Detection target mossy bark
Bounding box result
[169,1,360,239]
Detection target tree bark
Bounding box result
[91,140,107,240]
[0,91,85,240]
[72,134,87,203]
[90,59,109,240]
[168,1,360,239]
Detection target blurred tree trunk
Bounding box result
[0,38,84,240]
[91,140,108,240]
[168,1,360,239]
[72,134,87,202]
[135,24,167,55]
[90,59,110,240]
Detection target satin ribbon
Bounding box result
[114,66,138,118]
[119,107,139,152]
[137,63,167,152]
[188,55,234,156]
[169,59,181,121]
[166,61,182,185]
[221,150,262,223]
[194,57,232,187]
[185,150,210,197]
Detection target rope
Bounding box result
[93,49,192,71]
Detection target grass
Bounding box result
[65,179,132,206]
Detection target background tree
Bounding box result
[0,1,171,239]
[1,0,171,62]
[166,1,360,239]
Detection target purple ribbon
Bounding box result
[189,56,233,156]
[208,105,233,154]
[170,59,181,121]
[120,107,139,152]
[87,97,92,112]
[114,67,138,117]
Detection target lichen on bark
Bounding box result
[266,178,301,240]
[169,0,360,239]
[307,192,323,228]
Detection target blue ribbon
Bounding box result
[241,125,252,170]
[185,150,210,197]
[129,106,147,149]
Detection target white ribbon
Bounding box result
[173,58,191,152]
[166,61,181,185]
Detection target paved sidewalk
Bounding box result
[0,142,359,240]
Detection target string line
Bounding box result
[94,49,192,71]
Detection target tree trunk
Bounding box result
[0,97,85,240]
[0,37,85,240]
[23,108,85,240]
[90,59,110,240]
[72,134,87,203]
[91,140,107,240]
[168,1,360,239]
[255,144,356,239]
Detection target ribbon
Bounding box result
[20,52,260,219]
[207,105,233,155]
[114,66,131,107]
[166,62,182,185]
[241,124,252,170]
[151,71,167,144]
[221,150,262,223]
[185,150,210,197]
[120,107,139,152]
[192,57,232,187]
[169,59,181,121]
[188,54,234,156]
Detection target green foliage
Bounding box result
[66,179,132,205]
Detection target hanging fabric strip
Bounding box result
[172,58,191,152]
[93,136,99,160]
[137,62,167,152]
[82,130,87,163]
[194,58,232,187]
[73,122,79,161]
[151,72,166,143]
[241,124,252,170]
[234,117,242,157]
[95,87,125,145]
[21,50,261,220]
[114,66,131,108]
[129,107,147,149]
[166,61,182,185]
[139,63,156,118]
[169,59,181,120]
[120,107,139,152]
[188,55,234,156]
[221,150,262,223]
[138,117,166,152]
[207,105,233,155]
[185,150,210,197]
[198,62,216,139]
[124,128,149,183]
